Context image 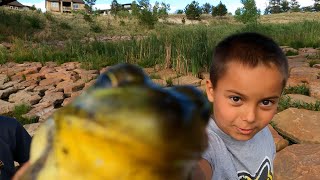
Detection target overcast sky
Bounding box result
[20,0,315,14]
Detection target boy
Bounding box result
[192,32,288,179]
[0,116,31,180]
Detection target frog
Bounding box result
[19,63,211,180]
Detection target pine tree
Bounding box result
[212,1,228,16]
[280,0,290,12]
[234,0,260,24]
[202,3,212,14]
[315,0,320,11]
[267,0,281,13]
[185,1,202,20]
[290,0,300,12]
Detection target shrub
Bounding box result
[285,50,298,56]
[277,96,320,112]
[11,104,38,125]
[138,9,158,29]
[59,22,72,30]
[234,0,260,24]
[185,1,202,20]
[309,60,320,67]
[90,24,102,33]
[283,84,310,96]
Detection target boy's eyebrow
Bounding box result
[226,90,280,99]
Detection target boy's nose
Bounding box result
[242,106,256,123]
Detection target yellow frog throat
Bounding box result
[20,63,211,180]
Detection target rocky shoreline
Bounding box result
[1,47,320,178]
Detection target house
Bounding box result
[97,3,141,15]
[1,0,30,10]
[45,0,85,13]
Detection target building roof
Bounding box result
[46,0,84,3]
[7,0,24,7]
[72,0,84,3]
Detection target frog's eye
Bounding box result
[94,73,112,89]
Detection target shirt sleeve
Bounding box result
[13,122,32,164]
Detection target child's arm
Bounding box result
[190,158,213,180]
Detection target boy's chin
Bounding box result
[230,132,257,141]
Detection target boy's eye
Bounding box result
[230,96,241,103]
[261,100,273,106]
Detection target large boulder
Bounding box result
[272,108,320,144]
[285,94,319,104]
[268,125,289,152]
[274,144,320,179]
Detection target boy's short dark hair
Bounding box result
[210,32,288,88]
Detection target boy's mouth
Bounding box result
[237,128,254,135]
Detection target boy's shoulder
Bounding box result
[0,116,19,131]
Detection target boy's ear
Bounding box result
[205,80,215,103]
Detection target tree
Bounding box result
[280,0,290,12]
[185,1,202,20]
[111,0,121,15]
[267,0,281,13]
[290,0,300,12]
[212,1,228,17]
[176,9,184,14]
[131,1,140,16]
[202,2,212,14]
[315,0,320,11]
[83,0,96,12]
[137,0,158,29]
[234,0,260,24]
[158,2,170,19]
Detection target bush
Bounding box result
[283,84,310,96]
[59,22,72,30]
[234,0,260,24]
[90,24,102,33]
[185,1,202,20]
[11,104,38,125]
[138,9,158,29]
[212,1,228,17]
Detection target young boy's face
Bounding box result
[206,61,283,141]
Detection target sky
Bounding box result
[20,0,315,14]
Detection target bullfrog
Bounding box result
[19,63,210,180]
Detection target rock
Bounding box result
[199,72,210,80]
[287,56,309,70]
[39,78,63,87]
[0,100,15,115]
[23,123,41,137]
[60,62,81,71]
[25,73,45,81]
[299,48,319,57]
[172,75,201,86]
[143,67,156,75]
[44,71,79,82]
[154,69,178,80]
[152,79,166,87]
[285,94,319,104]
[40,91,64,107]
[274,144,320,180]
[0,87,19,99]
[312,64,320,69]
[281,46,298,55]
[272,108,320,144]
[268,125,289,152]
[23,103,55,121]
[56,80,85,95]
[309,81,320,100]
[8,90,41,106]
[287,67,320,86]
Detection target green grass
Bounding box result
[283,84,310,96]
[285,50,299,56]
[6,104,39,125]
[277,96,320,112]
[309,60,320,67]
[1,8,320,74]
